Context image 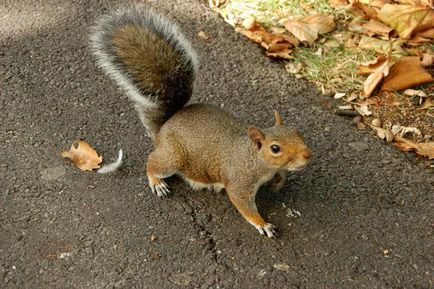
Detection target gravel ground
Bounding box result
[1,0,433,288]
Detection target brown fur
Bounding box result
[146,104,312,238]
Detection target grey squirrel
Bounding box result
[90,5,312,238]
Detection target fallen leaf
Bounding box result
[391,125,422,137]
[362,19,393,37]
[350,1,380,19]
[284,14,336,45]
[382,56,433,92]
[355,103,373,115]
[330,0,349,8]
[393,135,434,159]
[394,0,433,8]
[334,92,346,99]
[421,53,433,67]
[358,55,388,75]
[266,49,294,60]
[338,104,353,110]
[421,97,434,109]
[358,55,394,97]
[407,34,433,45]
[358,36,407,55]
[273,264,290,271]
[416,27,434,38]
[209,0,227,9]
[372,126,394,142]
[235,21,295,60]
[403,88,427,97]
[62,140,102,171]
[370,0,391,9]
[378,3,434,39]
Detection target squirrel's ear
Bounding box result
[274,111,283,126]
[248,126,265,150]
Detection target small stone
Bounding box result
[150,234,157,242]
[372,118,382,128]
[169,273,192,286]
[385,130,394,143]
[356,122,366,130]
[349,141,369,151]
[41,166,66,181]
[352,116,361,123]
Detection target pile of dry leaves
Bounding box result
[209,0,433,161]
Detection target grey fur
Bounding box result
[89,5,198,139]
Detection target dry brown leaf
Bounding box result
[235,28,262,44]
[358,55,388,75]
[416,27,434,38]
[354,103,373,115]
[358,36,407,55]
[370,0,392,8]
[266,49,294,60]
[378,3,434,39]
[358,55,394,97]
[404,88,427,97]
[393,135,434,159]
[362,19,393,37]
[395,0,433,7]
[284,14,336,45]
[421,53,434,67]
[421,97,434,109]
[62,140,102,171]
[330,0,349,8]
[381,56,433,92]
[235,20,295,60]
[350,1,380,19]
[209,0,227,9]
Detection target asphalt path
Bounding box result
[1,0,433,288]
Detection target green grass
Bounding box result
[217,0,376,93]
[292,44,376,93]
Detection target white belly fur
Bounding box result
[180,174,225,192]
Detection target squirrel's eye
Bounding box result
[270,144,281,154]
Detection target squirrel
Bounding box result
[90,5,312,238]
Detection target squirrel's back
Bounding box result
[90,6,198,139]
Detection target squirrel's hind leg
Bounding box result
[146,148,182,197]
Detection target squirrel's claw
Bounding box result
[151,180,171,197]
[257,223,277,238]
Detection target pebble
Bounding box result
[41,166,66,181]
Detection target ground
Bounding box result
[1,0,433,288]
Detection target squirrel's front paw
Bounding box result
[149,179,171,197]
[256,223,277,238]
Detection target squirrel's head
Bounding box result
[248,111,312,171]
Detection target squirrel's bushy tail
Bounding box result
[90,6,198,139]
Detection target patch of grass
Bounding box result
[293,44,376,93]
[218,0,345,27]
[219,0,371,93]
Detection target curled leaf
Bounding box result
[378,3,434,39]
[62,140,102,171]
[358,55,394,97]
[235,20,295,60]
[381,56,433,92]
[393,135,434,159]
[362,19,393,37]
[284,14,336,45]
